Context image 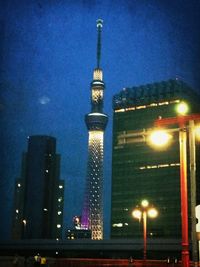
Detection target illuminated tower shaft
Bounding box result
[82,19,108,240]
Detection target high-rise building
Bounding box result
[81,19,108,240]
[12,135,64,240]
[111,80,200,240]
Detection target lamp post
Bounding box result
[189,120,199,267]
[151,113,200,267]
[132,200,158,260]
[22,219,27,239]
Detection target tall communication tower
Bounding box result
[81,19,108,240]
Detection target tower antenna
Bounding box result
[96,19,103,68]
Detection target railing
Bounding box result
[0,256,197,267]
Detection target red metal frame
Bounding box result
[153,113,200,267]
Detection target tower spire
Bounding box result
[96,19,103,69]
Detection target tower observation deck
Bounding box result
[81,19,108,240]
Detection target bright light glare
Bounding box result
[141,199,149,208]
[149,130,171,147]
[148,208,158,218]
[195,125,200,140]
[132,209,142,219]
[176,102,189,115]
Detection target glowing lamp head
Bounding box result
[149,130,172,147]
[141,199,149,208]
[148,208,158,218]
[176,102,189,115]
[132,209,142,219]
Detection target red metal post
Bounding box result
[179,127,190,267]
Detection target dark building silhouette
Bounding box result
[12,135,64,240]
[111,79,200,240]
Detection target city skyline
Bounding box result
[1,0,200,240]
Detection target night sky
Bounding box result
[1,0,200,240]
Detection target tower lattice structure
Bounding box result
[81,19,108,240]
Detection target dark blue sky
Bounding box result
[1,0,200,240]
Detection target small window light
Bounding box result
[112,223,123,228]
[58,198,62,202]
[58,211,62,215]
[43,208,48,211]
[45,170,49,173]
[59,185,63,189]
[16,209,19,214]
[17,183,21,187]
[57,224,61,228]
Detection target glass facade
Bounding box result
[111,80,200,240]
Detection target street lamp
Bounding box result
[22,219,27,239]
[149,130,172,148]
[150,111,200,267]
[132,200,158,260]
[175,101,189,115]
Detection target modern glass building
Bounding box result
[12,135,64,240]
[111,79,200,240]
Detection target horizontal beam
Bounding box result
[154,114,200,127]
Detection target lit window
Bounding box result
[57,211,62,215]
[45,169,49,173]
[59,185,63,189]
[136,105,146,110]
[58,197,62,202]
[16,209,19,214]
[57,224,61,228]
[43,208,48,211]
[112,223,123,228]
[17,183,21,188]
[159,164,169,168]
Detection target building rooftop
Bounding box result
[113,79,199,110]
